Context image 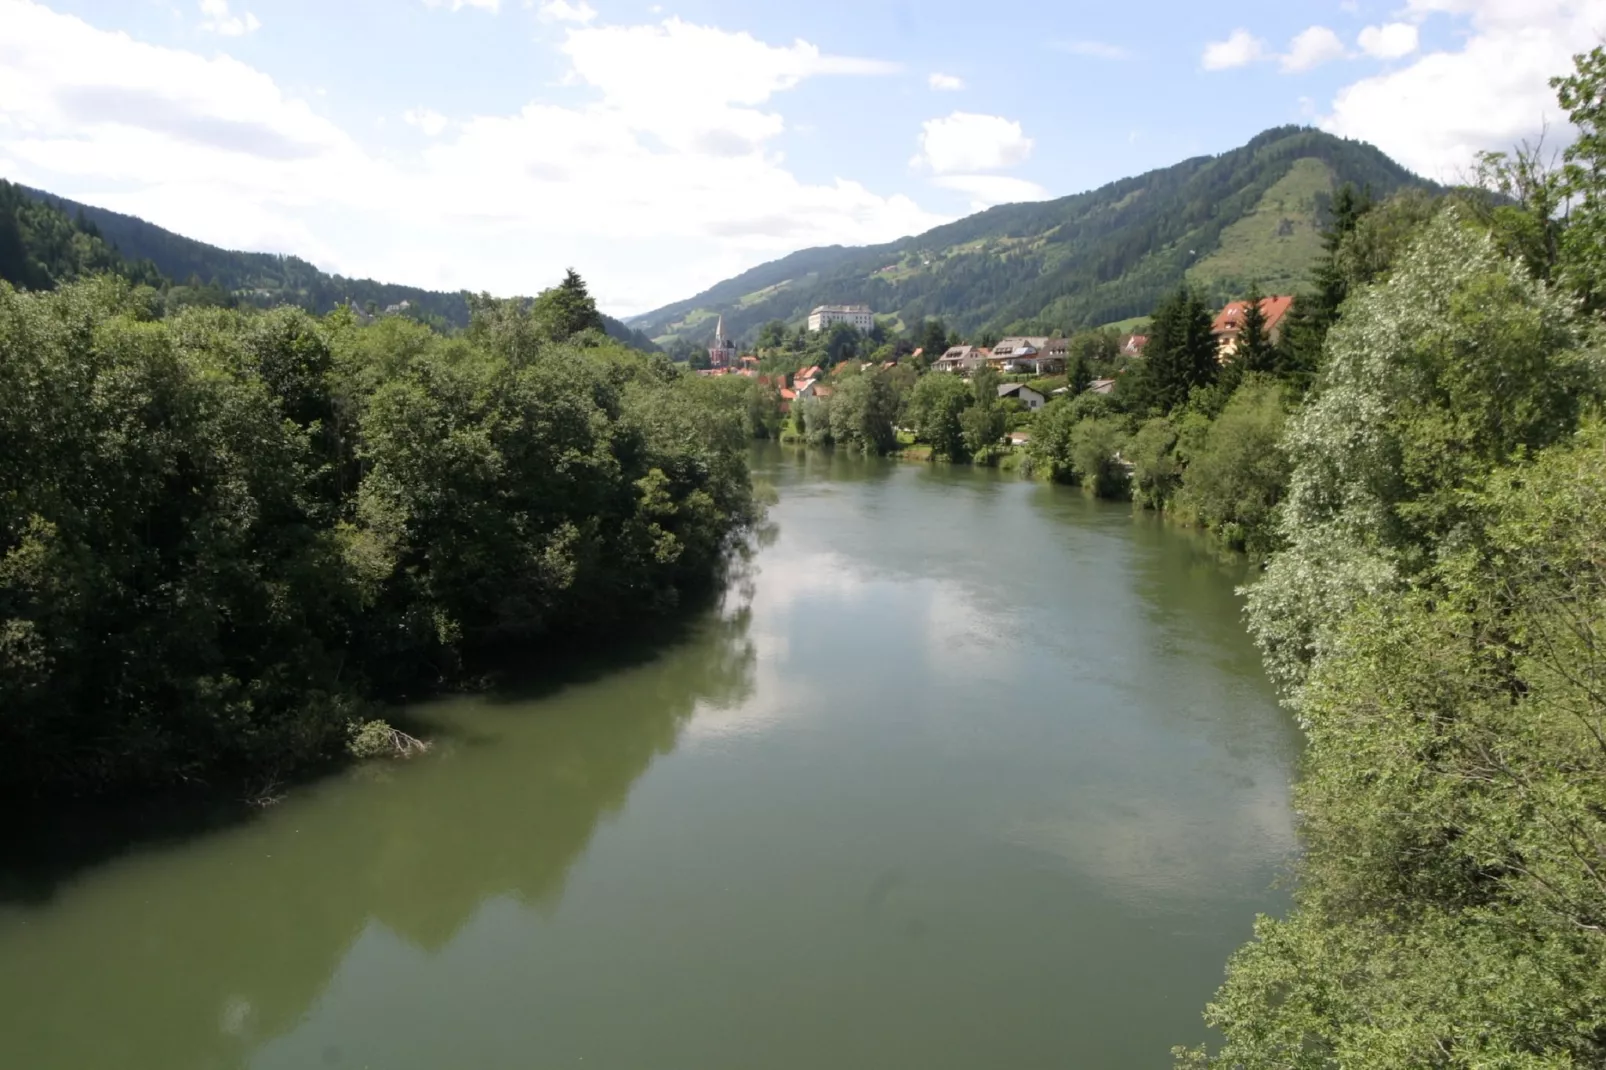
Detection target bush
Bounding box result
[1175,378,1289,552]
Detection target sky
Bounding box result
[0,0,1601,317]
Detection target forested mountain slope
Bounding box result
[633,126,1430,346]
[5,182,658,349]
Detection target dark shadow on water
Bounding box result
[0,565,758,908]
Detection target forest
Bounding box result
[0,266,756,798]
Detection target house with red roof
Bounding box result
[1213,296,1295,360]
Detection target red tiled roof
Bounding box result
[1213,296,1295,336]
[780,388,796,400]
[800,365,824,379]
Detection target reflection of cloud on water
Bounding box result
[687,550,1017,741]
[1000,779,1296,911]
[921,580,1022,682]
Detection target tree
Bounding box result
[1068,353,1093,396]
[1278,184,1376,382]
[907,372,973,460]
[757,319,788,350]
[1130,287,1216,414]
[918,318,951,357]
[1553,46,1606,307]
[828,371,899,454]
[1245,209,1595,695]
[824,320,861,365]
[531,268,605,341]
[1126,417,1181,511]
[1175,377,1289,553]
[1185,426,1606,1069]
[1070,417,1128,499]
[1235,288,1275,373]
[960,399,1006,461]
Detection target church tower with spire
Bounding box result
[709,315,737,369]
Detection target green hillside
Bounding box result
[632,126,1431,346]
[5,182,658,349]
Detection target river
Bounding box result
[0,447,1302,1069]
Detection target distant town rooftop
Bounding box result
[810,304,871,314]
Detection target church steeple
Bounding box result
[709,314,736,368]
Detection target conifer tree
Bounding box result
[1132,286,1217,413]
[533,267,605,340]
[1236,287,1275,373]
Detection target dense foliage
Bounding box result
[0,274,754,797]
[1175,47,1606,1067]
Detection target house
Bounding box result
[1008,430,1032,447]
[779,387,796,413]
[998,383,1046,411]
[1120,334,1148,357]
[988,337,1068,375]
[932,345,988,374]
[740,355,761,369]
[1089,378,1117,395]
[807,304,874,332]
[799,364,824,381]
[794,377,819,399]
[1212,296,1295,359]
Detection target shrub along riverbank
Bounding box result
[0,274,757,798]
[1174,50,1606,1067]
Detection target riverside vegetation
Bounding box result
[5,45,1606,1066]
[0,266,756,798]
[712,48,1606,1065]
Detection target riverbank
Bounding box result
[0,448,1299,1070]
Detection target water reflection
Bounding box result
[0,453,1302,1070]
[0,603,757,1070]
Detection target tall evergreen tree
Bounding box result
[532,267,605,340]
[1279,184,1375,384]
[1236,288,1275,374]
[1132,287,1217,413]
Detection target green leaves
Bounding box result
[0,277,756,796]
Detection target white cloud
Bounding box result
[403,108,448,136]
[1321,0,1605,180]
[934,174,1050,211]
[423,0,500,11]
[1357,22,1421,58]
[0,1,941,314]
[1202,29,1266,70]
[557,17,898,155]
[536,0,596,23]
[1054,40,1131,60]
[198,0,260,36]
[928,72,965,91]
[1281,26,1348,72]
[912,112,1033,174]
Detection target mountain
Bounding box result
[3,182,659,350]
[631,126,1433,347]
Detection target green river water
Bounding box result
[0,447,1302,1069]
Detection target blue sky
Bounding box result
[0,0,1597,314]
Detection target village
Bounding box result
[693,295,1298,424]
